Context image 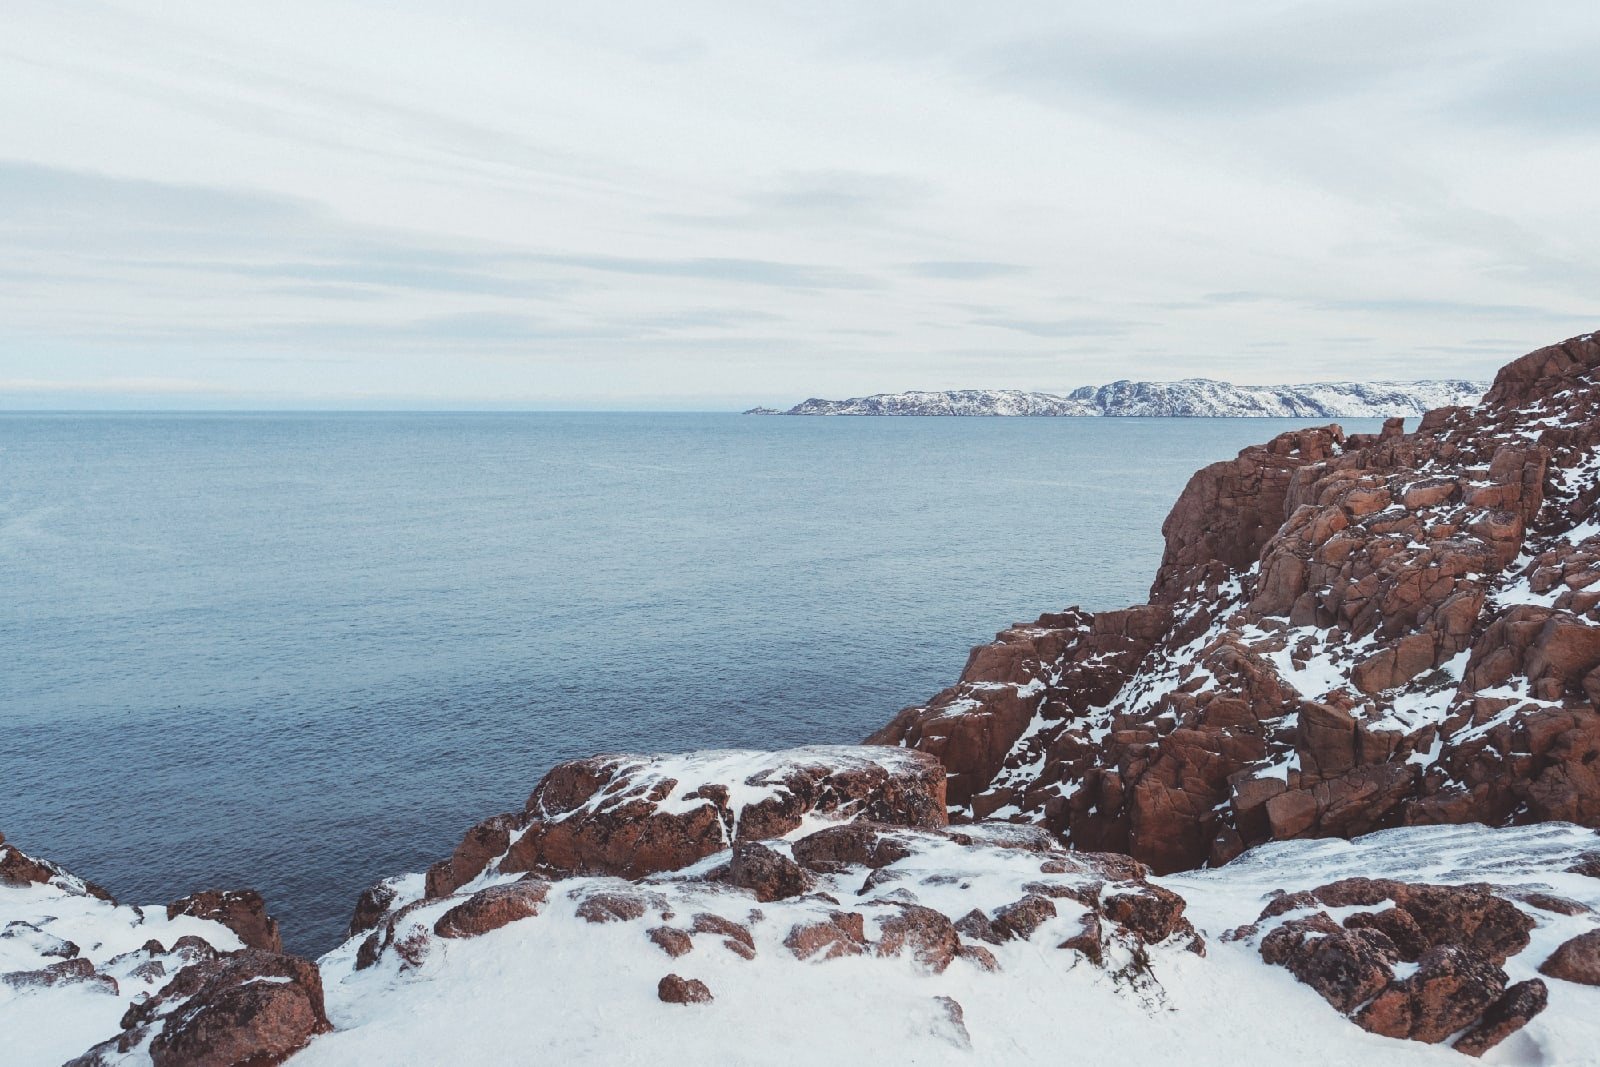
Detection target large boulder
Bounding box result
[1253,878,1547,1055]
[424,747,947,898]
[728,840,812,902]
[69,949,330,1067]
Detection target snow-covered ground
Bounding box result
[7,816,1600,1065]
[0,876,244,1066]
[294,822,1599,1067]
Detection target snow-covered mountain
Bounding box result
[756,378,1487,417]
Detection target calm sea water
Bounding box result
[1,413,1381,952]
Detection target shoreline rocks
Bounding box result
[871,332,1600,875]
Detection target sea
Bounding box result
[0,412,1383,952]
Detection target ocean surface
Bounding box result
[0,412,1383,952]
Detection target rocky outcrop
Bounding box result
[0,837,333,1067]
[167,889,283,953]
[72,949,331,1067]
[872,332,1600,873]
[0,835,114,902]
[1245,879,1547,1055]
[421,747,946,899]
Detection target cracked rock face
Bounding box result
[871,332,1600,874]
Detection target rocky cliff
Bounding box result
[759,378,1486,417]
[870,331,1600,875]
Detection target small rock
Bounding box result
[990,895,1057,942]
[1057,912,1104,965]
[2,957,116,994]
[692,913,757,959]
[1453,979,1549,1057]
[729,841,812,903]
[956,943,999,972]
[574,890,650,924]
[1260,914,1397,1014]
[1540,929,1600,985]
[1,920,79,959]
[954,908,1000,945]
[658,973,713,1004]
[1565,852,1600,878]
[348,882,399,936]
[784,911,867,961]
[434,880,550,939]
[648,926,694,958]
[930,995,971,1050]
[1102,885,1189,944]
[875,904,961,973]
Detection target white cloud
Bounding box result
[1,0,1597,407]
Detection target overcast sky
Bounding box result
[3,1,1598,409]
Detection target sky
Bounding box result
[3,0,1598,410]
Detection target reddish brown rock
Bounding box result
[1057,912,1104,965]
[0,840,113,901]
[429,748,947,897]
[691,913,757,959]
[1566,851,1600,878]
[3,957,116,993]
[2,920,79,960]
[1261,914,1398,1013]
[167,889,282,953]
[989,895,1057,942]
[957,943,1000,971]
[874,904,961,972]
[868,333,1600,871]
[348,882,399,937]
[1262,880,1531,964]
[728,840,812,902]
[790,822,914,872]
[657,973,713,1005]
[1503,889,1589,916]
[954,908,1000,945]
[1539,928,1600,985]
[1453,979,1548,1057]
[72,950,331,1067]
[574,889,656,924]
[784,911,867,961]
[931,995,972,1050]
[648,926,694,958]
[1385,884,1532,965]
[1344,908,1427,961]
[1101,885,1189,945]
[1354,945,1506,1044]
[433,880,550,939]
[424,816,515,900]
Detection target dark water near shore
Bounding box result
[0,413,1381,952]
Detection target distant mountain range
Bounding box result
[746,378,1488,418]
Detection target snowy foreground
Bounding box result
[9,821,1599,1066]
